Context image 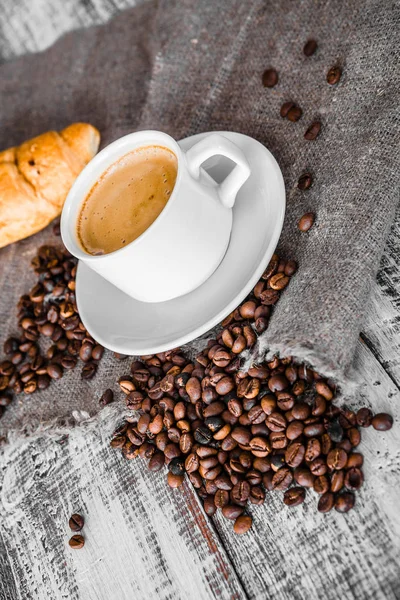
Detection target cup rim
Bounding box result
[61,130,184,261]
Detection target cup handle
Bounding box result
[185,134,251,209]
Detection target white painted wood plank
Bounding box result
[0,404,246,600]
[362,204,400,385]
[0,0,142,62]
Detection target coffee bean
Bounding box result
[69,534,85,549]
[263,471,274,491]
[245,469,262,486]
[297,172,313,191]
[47,364,63,380]
[356,407,373,427]
[169,456,185,476]
[270,453,286,471]
[289,403,307,421]
[372,413,393,431]
[231,426,251,445]
[347,427,361,447]
[216,376,234,396]
[231,481,250,503]
[286,420,304,440]
[330,469,344,493]
[268,375,289,392]
[283,486,306,507]
[272,467,293,490]
[249,486,265,506]
[200,495,217,518]
[81,362,97,380]
[344,467,363,491]
[37,374,50,390]
[186,377,201,402]
[259,289,280,305]
[24,379,37,394]
[213,489,229,508]
[233,515,252,534]
[294,467,315,488]
[287,105,302,122]
[262,68,278,88]
[303,39,317,56]
[92,344,104,361]
[327,66,342,85]
[222,505,244,520]
[4,337,19,355]
[337,439,352,453]
[194,426,213,445]
[148,452,165,471]
[285,442,305,468]
[292,380,305,396]
[335,491,355,513]
[167,472,184,488]
[232,334,247,354]
[309,457,327,476]
[305,438,321,462]
[269,273,290,291]
[303,422,324,437]
[326,418,343,443]
[249,436,271,454]
[313,475,329,494]
[312,395,326,416]
[346,453,363,468]
[69,513,84,532]
[98,389,113,406]
[304,121,321,140]
[327,448,347,470]
[315,382,333,400]
[318,492,334,513]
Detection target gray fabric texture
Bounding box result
[0,0,399,436]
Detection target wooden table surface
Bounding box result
[0,3,399,599]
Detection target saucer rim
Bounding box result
[76,131,286,354]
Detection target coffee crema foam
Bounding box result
[77,145,177,255]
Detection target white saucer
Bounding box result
[76,132,285,355]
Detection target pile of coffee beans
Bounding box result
[110,253,393,534]
[0,245,104,419]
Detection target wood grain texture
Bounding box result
[362,203,400,384]
[0,0,144,63]
[0,405,246,600]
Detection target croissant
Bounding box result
[0,123,100,248]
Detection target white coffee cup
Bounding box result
[61,130,250,303]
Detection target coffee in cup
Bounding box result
[77,145,178,255]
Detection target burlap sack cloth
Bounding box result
[0,0,399,436]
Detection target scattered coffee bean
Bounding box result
[233,515,252,534]
[298,212,315,232]
[371,413,393,431]
[304,121,321,140]
[327,66,342,85]
[297,173,313,191]
[303,39,318,57]
[318,492,334,513]
[99,389,114,406]
[262,68,278,88]
[335,491,355,513]
[69,513,84,532]
[287,105,302,122]
[69,534,85,549]
[283,486,306,506]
